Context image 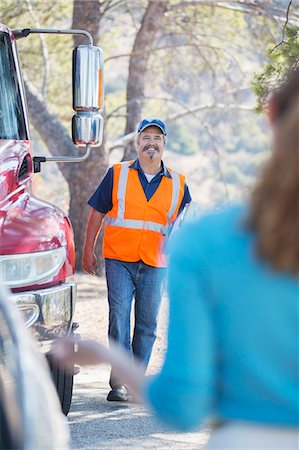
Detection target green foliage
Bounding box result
[253,25,299,112]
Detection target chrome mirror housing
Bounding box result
[72,112,104,146]
[72,45,104,146]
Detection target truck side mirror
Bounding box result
[72,45,104,147]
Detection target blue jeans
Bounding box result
[105,258,166,388]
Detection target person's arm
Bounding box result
[83,167,114,274]
[52,338,146,403]
[177,183,192,216]
[82,209,105,274]
[166,184,192,245]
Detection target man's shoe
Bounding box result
[107,384,130,402]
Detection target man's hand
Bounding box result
[82,250,98,275]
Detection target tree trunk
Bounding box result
[25,84,77,165]
[68,144,108,273]
[122,0,168,161]
[70,0,107,271]
[72,0,101,46]
[25,82,78,186]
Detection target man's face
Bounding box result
[136,126,165,162]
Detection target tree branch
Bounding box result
[107,99,255,151]
[169,1,299,24]
[201,120,230,202]
[271,0,294,52]
[100,0,126,16]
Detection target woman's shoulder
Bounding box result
[184,203,248,237]
[169,203,249,258]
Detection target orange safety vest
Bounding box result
[102,161,185,267]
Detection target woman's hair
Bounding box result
[247,69,299,275]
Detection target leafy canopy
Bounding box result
[253,25,299,112]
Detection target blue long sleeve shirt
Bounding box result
[145,204,299,431]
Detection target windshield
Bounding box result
[0,32,27,140]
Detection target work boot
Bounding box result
[106,384,131,402]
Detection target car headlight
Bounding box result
[0,247,66,287]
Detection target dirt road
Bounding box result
[68,273,209,449]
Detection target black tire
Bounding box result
[46,353,74,416]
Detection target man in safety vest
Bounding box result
[82,118,191,402]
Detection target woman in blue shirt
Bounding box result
[53,70,299,449]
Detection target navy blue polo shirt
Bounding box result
[88,159,191,215]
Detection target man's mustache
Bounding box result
[143,144,159,151]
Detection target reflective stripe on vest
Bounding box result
[107,162,181,234]
[117,161,130,219]
[105,217,168,235]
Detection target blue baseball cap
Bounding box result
[137,118,167,136]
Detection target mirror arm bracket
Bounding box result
[33,145,91,173]
[12,28,93,45]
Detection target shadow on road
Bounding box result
[68,367,209,450]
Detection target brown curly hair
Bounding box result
[247,69,299,275]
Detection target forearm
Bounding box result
[82,209,105,273]
[83,209,105,252]
[103,340,146,402]
[53,338,147,402]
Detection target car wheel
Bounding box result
[46,353,74,416]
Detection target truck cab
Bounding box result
[0,23,103,415]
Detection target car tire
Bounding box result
[46,353,74,416]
